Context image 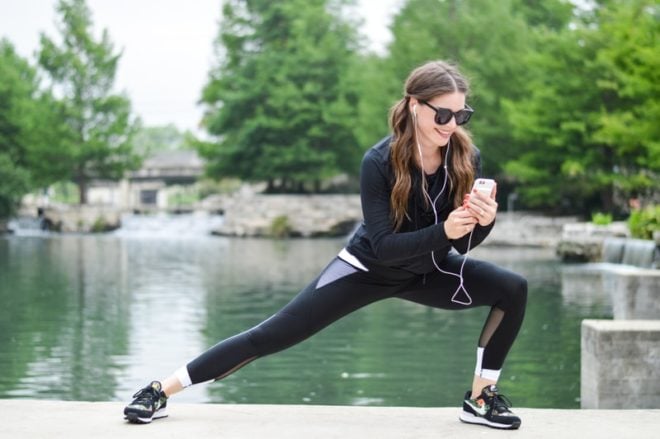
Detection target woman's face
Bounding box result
[412,91,466,148]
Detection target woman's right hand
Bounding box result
[443,206,478,240]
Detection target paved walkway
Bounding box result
[1,400,658,438]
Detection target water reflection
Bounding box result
[0,232,612,408]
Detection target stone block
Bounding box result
[581,319,660,409]
[605,269,660,319]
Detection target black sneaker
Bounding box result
[124,381,168,424]
[459,384,521,430]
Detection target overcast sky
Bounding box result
[0,0,401,133]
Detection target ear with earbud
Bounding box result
[412,104,417,117]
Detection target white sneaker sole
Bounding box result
[459,410,521,430]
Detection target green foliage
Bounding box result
[38,0,141,204]
[0,154,30,219]
[197,178,242,198]
[90,216,109,233]
[269,214,292,238]
[49,182,79,204]
[0,39,65,219]
[591,212,613,226]
[199,0,362,191]
[133,124,187,155]
[628,205,659,240]
[504,0,659,214]
[167,185,199,208]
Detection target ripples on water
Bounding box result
[0,214,611,407]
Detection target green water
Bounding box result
[0,232,611,407]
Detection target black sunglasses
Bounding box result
[420,100,474,125]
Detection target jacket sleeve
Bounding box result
[359,153,453,264]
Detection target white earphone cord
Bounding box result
[414,117,473,306]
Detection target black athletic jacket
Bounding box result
[346,136,494,275]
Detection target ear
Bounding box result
[409,98,418,116]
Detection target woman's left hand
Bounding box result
[464,184,498,226]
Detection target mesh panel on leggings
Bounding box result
[316,259,358,289]
[479,307,505,347]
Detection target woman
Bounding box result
[124,60,527,430]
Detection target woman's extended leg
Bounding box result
[125,257,415,423]
[181,258,406,387]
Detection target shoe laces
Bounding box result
[132,385,162,405]
[490,392,514,414]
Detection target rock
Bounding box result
[556,238,603,262]
[42,206,122,233]
[485,213,579,247]
[556,221,631,262]
[211,194,362,238]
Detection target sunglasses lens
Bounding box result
[455,110,472,125]
[435,109,453,125]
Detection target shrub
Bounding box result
[269,215,292,238]
[591,212,613,226]
[628,205,659,240]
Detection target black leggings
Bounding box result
[187,253,527,384]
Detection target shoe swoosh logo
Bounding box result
[468,401,488,416]
[469,401,488,416]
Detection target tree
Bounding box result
[510,0,575,31]
[132,124,187,156]
[0,40,66,219]
[504,0,659,214]
[38,0,140,204]
[199,0,361,192]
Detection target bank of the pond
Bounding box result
[1,400,658,439]
[12,194,583,245]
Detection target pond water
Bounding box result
[0,217,611,408]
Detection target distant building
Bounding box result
[86,150,205,211]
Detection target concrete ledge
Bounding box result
[605,268,660,319]
[561,263,660,319]
[582,319,660,409]
[1,400,659,439]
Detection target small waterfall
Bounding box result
[6,216,50,237]
[602,237,657,268]
[112,211,224,238]
[6,211,225,238]
[620,239,657,268]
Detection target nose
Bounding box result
[444,115,458,128]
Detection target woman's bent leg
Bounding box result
[396,255,527,430]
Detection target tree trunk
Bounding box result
[77,178,88,205]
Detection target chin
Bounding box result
[436,134,451,146]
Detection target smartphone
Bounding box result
[472,178,496,196]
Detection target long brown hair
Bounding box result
[388,60,475,231]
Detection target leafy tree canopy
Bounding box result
[199,0,362,192]
[38,0,140,204]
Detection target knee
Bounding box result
[509,273,527,309]
[500,272,527,312]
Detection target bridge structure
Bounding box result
[86,150,207,212]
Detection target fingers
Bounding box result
[444,207,478,240]
[464,191,498,226]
